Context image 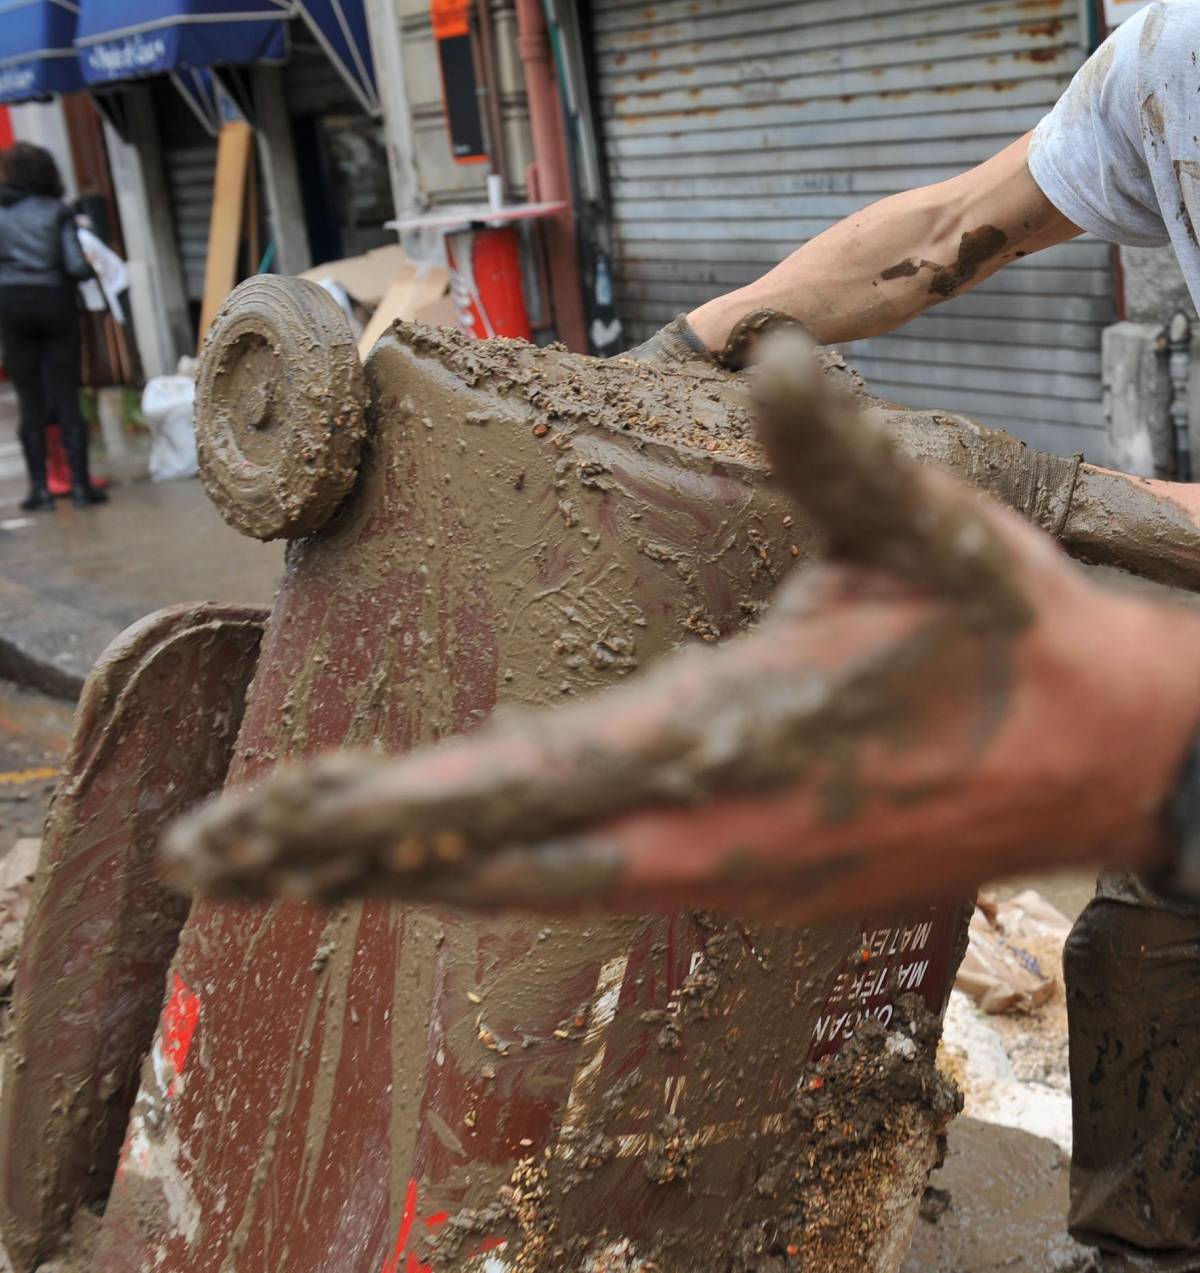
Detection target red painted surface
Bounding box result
[810,911,961,1062]
[161,975,200,1086]
[445,226,533,340]
[381,1180,422,1273]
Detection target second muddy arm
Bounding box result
[1060,466,1200,591]
[872,395,1200,594]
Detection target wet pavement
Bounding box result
[0,682,72,856]
[903,1118,1092,1272]
[0,385,283,696]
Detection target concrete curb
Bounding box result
[0,577,115,702]
[0,637,84,701]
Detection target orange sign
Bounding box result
[431,0,470,40]
[432,0,486,164]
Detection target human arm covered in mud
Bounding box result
[870,394,1200,594]
[626,134,1080,365]
[620,106,1200,588]
[164,335,1200,923]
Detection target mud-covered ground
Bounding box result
[0,680,70,848]
[904,876,1096,1273]
[903,1118,1091,1273]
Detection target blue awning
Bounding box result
[0,2,377,116]
[0,0,83,104]
[75,1,289,87]
[171,66,223,131]
[294,1,376,113]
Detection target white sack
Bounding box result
[142,375,198,482]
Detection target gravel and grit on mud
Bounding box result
[420,997,960,1272]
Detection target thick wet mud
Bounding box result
[418,996,959,1272]
[902,1118,1092,1273]
[195,277,368,542]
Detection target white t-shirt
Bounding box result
[1028,1,1200,308]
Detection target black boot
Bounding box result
[71,483,107,507]
[16,414,52,510]
[19,485,53,511]
[61,413,108,507]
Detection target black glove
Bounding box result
[620,314,715,370]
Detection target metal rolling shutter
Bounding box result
[592,0,1113,459]
[149,71,219,308]
[163,141,217,305]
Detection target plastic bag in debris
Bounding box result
[142,373,197,482]
[314,278,364,339]
[955,890,1072,1015]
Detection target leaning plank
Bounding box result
[197,121,254,351]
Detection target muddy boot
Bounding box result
[1066,879,1200,1273]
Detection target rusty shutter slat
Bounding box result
[593,0,1112,459]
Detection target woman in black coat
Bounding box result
[0,142,106,509]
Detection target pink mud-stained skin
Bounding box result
[91,326,967,1271]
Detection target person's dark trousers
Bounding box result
[1066,872,1200,1271]
[0,283,93,497]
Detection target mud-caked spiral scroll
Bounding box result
[195,276,368,542]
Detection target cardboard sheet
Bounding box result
[301,245,416,307]
[413,294,460,329]
[357,267,453,359]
